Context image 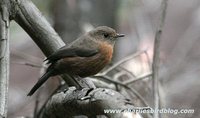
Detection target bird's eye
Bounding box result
[103,33,109,38]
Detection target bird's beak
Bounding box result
[115,33,125,38]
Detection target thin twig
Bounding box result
[99,69,152,109]
[91,79,116,89]
[110,70,152,111]
[125,86,150,108]
[11,61,45,68]
[113,71,127,80]
[92,75,150,108]
[101,50,146,75]
[144,50,152,68]
[125,86,153,117]
[152,0,168,118]
[0,3,10,117]
[124,72,152,85]
[117,66,137,78]
[11,50,43,63]
[92,75,125,86]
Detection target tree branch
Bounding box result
[92,75,150,108]
[14,0,64,56]
[152,0,168,118]
[101,50,146,75]
[0,1,10,117]
[39,87,136,118]
[124,72,152,85]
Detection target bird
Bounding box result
[27,26,125,96]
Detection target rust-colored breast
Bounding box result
[55,41,114,77]
[98,41,113,62]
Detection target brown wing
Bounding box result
[45,47,99,64]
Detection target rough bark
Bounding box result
[0,0,10,117]
[39,87,135,118]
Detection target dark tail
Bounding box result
[27,70,53,96]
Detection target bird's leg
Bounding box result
[71,75,84,90]
[68,75,96,100]
[71,75,96,90]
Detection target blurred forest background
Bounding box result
[8,0,200,118]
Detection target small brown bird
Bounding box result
[27,26,124,96]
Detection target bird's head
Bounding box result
[88,26,125,45]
